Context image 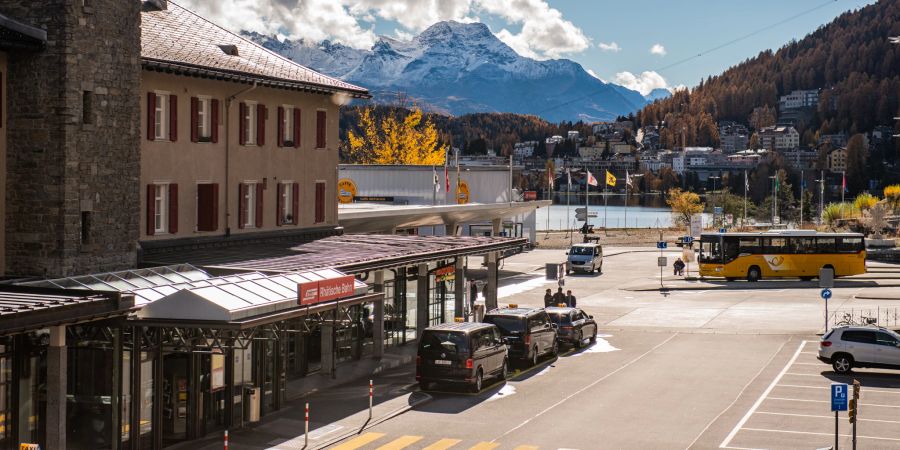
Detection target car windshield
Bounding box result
[570,246,594,256]
[419,331,468,354]
[484,316,525,334]
[548,313,572,325]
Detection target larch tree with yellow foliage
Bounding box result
[666,188,705,227]
[346,107,447,165]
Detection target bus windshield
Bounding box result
[699,237,722,264]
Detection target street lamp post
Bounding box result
[815,171,825,226]
[769,175,777,227]
[709,175,721,228]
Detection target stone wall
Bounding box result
[2,0,141,277]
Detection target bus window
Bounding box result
[763,238,787,254]
[794,237,815,254]
[838,237,863,253]
[816,237,836,253]
[738,237,760,254]
[699,238,722,263]
[723,237,740,263]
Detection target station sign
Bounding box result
[524,191,537,201]
[298,275,356,306]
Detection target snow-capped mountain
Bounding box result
[644,88,672,103]
[246,21,649,122]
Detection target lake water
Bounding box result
[536,204,676,230]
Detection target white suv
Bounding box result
[818,326,900,374]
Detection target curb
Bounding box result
[311,392,433,450]
[626,282,900,292]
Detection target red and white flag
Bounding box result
[444,163,450,192]
[586,170,599,187]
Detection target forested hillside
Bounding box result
[638,0,900,150]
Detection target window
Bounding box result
[192,97,218,143]
[154,184,167,233]
[316,110,327,148]
[277,182,298,225]
[876,332,898,347]
[197,97,211,140]
[816,237,837,253]
[838,237,864,253]
[196,183,218,232]
[239,183,263,229]
[82,91,93,124]
[80,211,91,244]
[154,93,167,140]
[315,181,326,223]
[243,102,257,145]
[146,183,178,235]
[763,238,787,253]
[280,106,294,146]
[841,330,875,344]
[794,237,815,254]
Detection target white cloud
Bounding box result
[650,43,667,56]
[613,70,671,96]
[177,0,591,59]
[476,0,591,59]
[586,69,606,82]
[598,41,621,52]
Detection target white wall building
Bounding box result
[779,89,819,110]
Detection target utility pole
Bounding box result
[710,175,720,228]
[743,170,748,229]
[816,171,825,226]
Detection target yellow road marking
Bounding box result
[468,443,500,450]
[375,435,423,450]
[514,446,539,450]
[332,432,386,450]
[422,438,462,450]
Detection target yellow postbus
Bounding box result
[697,231,866,281]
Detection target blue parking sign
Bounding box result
[831,383,848,411]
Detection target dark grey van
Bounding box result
[483,307,558,366]
[416,322,508,392]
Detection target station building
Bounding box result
[0,1,527,449]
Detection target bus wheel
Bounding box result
[725,277,736,282]
[747,266,761,282]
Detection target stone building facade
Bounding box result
[2,0,142,277]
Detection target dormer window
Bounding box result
[219,44,239,56]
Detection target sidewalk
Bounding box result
[185,346,429,450]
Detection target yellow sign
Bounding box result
[456,180,470,204]
[20,444,40,450]
[337,178,357,204]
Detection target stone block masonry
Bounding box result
[2,0,142,277]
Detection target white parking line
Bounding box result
[719,340,807,449]
[741,428,900,442]
[767,397,900,408]
[755,411,900,424]
[777,384,900,395]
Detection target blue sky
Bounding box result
[182,0,876,94]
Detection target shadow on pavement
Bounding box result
[822,370,900,388]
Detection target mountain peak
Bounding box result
[416,20,495,44]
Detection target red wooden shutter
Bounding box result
[147,93,156,140]
[316,111,326,148]
[238,103,247,145]
[237,183,247,229]
[169,95,178,142]
[257,104,266,146]
[255,183,264,227]
[275,183,284,226]
[291,183,300,225]
[293,108,301,148]
[277,107,285,147]
[315,182,325,223]
[211,99,220,143]
[146,184,155,236]
[190,97,199,142]
[168,184,178,234]
[211,183,219,231]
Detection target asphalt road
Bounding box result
[323,248,900,450]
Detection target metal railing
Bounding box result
[829,307,900,329]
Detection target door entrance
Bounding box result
[200,353,226,436]
[161,353,189,448]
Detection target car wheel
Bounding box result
[531,347,539,366]
[550,339,559,356]
[590,330,597,343]
[832,354,853,374]
[598,263,603,274]
[499,360,508,381]
[418,381,430,391]
[575,331,584,349]
[566,268,570,275]
[471,369,483,393]
[747,266,761,282]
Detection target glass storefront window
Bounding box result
[139,351,155,450]
[67,345,114,449]
[0,338,11,450]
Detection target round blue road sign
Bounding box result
[821,288,832,300]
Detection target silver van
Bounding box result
[566,243,603,274]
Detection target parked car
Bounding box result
[416,322,508,392]
[545,306,598,348]
[483,306,558,366]
[818,326,900,373]
[566,243,603,274]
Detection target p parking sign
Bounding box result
[831,383,849,411]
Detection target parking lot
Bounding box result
[720,340,900,449]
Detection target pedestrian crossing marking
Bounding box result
[468,443,499,450]
[422,438,462,450]
[375,435,423,450]
[332,432,386,450]
[514,446,539,450]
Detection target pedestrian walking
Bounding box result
[543,288,553,307]
[564,290,577,308]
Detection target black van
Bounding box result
[416,322,508,392]
[483,307,558,366]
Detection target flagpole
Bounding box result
[743,170,748,229]
[604,174,608,229]
[800,169,804,228]
[585,165,589,235]
[566,164,572,245]
[624,170,628,232]
[841,170,845,220]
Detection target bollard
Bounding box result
[369,379,374,419]
[305,402,310,448]
[224,430,228,450]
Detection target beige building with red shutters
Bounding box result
[139,1,369,248]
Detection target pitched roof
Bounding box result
[140,1,369,97]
